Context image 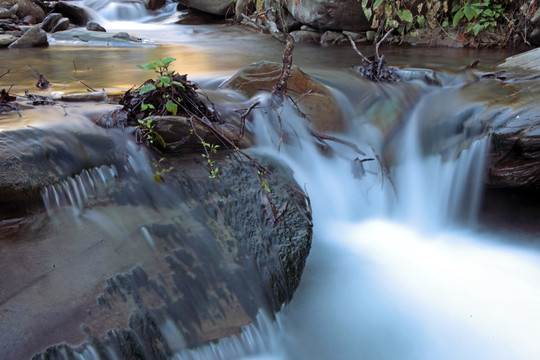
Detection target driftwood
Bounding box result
[348,29,399,83]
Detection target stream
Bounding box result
[2,2,540,360]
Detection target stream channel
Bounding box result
[2,2,540,360]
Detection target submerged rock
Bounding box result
[219,60,346,133]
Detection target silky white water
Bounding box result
[226,82,540,359]
[14,2,540,356]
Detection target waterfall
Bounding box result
[79,0,181,27]
[236,79,540,360]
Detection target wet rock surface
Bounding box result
[0,147,311,360]
[219,60,346,133]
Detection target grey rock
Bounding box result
[0,3,18,19]
[50,17,69,33]
[53,1,89,26]
[51,29,143,44]
[286,0,371,32]
[86,21,106,32]
[290,29,321,43]
[320,30,345,46]
[498,48,540,71]
[41,12,62,32]
[16,0,45,22]
[531,7,540,26]
[181,0,234,16]
[144,0,165,10]
[8,25,48,48]
[0,34,17,47]
[530,28,540,46]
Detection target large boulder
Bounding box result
[219,60,346,133]
[53,1,89,26]
[8,24,47,48]
[16,0,45,22]
[285,0,371,32]
[0,118,121,218]
[180,0,234,16]
[1,147,312,359]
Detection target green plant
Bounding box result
[136,57,185,117]
[258,170,271,193]
[135,118,166,149]
[152,157,174,183]
[451,0,509,35]
[201,141,220,179]
[359,0,512,39]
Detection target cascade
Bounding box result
[3,5,540,358]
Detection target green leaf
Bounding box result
[141,103,155,111]
[398,9,413,22]
[464,5,475,21]
[165,99,178,116]
[373,0,383,10]
[159,76,171,87]
[363,7,372,21]
[136,62,156,70]
[171,81,186,90]
[161,57,176,66]
[417,15,425,26]
[261,180,271,193]
[453,8,464,27]
[472,23,483,35]
[139,83,156,95]
[155,59,164,68]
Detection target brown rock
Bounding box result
[16,0,45,23]
[219,60,346,133]
[40,12,62,32]
[0,33,17,46]
[8,24,47,48]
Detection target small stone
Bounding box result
[86,21,106,32]
[320,30,345,47]
[0,34,17,47]
[290,30,321,43]
[41,13,62,32]
[366,30,376,43]
[51,17,69,33]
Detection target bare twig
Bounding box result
[271,105,285,152]
[375,29,393,60]
[367,143,397,198]
[0,69,10,80]
[70,77,97,92]
[310,130,366,156]
[347,35,369,62]
[239,100,260,138]
[73,58,78,72]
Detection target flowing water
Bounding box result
[2,2,540,359]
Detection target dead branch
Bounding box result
[0,69,10,80]
[28,65,50,89]
[239,100,260,138]
[367,143,397,198]
[375,29,393,60]
[273,34,295,95]
[310,130,366,156]
[347,35,369,62]
[70,77,97,92]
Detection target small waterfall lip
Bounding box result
[41,164,119,217]
[170,310,283,360]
